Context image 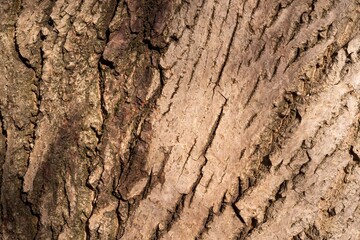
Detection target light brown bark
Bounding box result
[0,0,360,239]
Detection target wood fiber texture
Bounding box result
[0,0,360,239]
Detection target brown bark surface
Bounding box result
[1,0,360,239]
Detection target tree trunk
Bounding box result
[0,0,359,239]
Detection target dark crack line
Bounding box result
[244,113,258,130]
[113,59,167,232]
[13,0,37,71]
[178,139,197,182]
[170,76,182,100]
[97,61,109,130]
[239,148,246,161]
[14,35,35,71]
[219,191,228,213]
[187,51,204,88]
[0,109,7,145]
[349,146,360,163]
[26,47,45,178]
[187,4,216,88]
[267,3,283,31]
[156,147,173,189]
[115,199,128,239]
[0,109,7,232]
[112,0,176,221]
[185,0,206,30]
[202,98,227,155]
[13,0,43,173]
[212,42,224,69]
[85,1,120,238]
[220,0,233,31]
[166,193,187,230]
[234,177,243,204]
[189,99,228,205]
[195,207,214,240]
[212,12,240,95]
[284,47,301,72]
[244,75,261,107]
[244,180,288,236]
[231,177,246,225]
[161,102,173,116]
[63,173,72,217]
[188,155,208,206]
[96,0,117,125]
[259,1,293,40]
[85,188,99,240]
[20,190,41,239]
[141,170,153,199]
[273,34,284,54]
[270,57,281,81]
[287,21,301,45]
[250,0,260,19]
[204,173,215,193]
[13,2,44,237]
[151,193,187,238]
[85,42,111,240]
[232,203,246,224]
[255,42,266,61]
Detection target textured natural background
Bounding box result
[0,0,360,239]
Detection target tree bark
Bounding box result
[0,0,360,239]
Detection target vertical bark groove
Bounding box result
[1,0,360,239]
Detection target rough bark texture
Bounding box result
[1,0,360,239]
